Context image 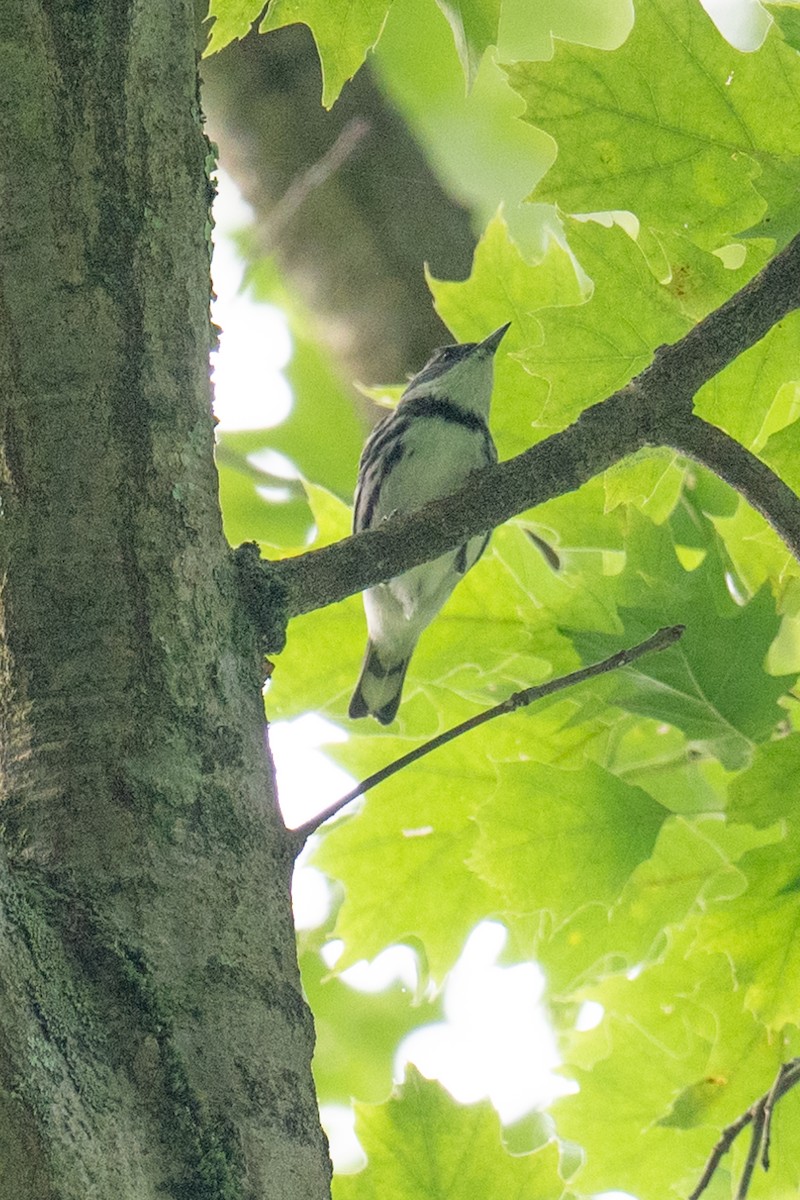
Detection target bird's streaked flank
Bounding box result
[349,323,510,724]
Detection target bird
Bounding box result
[348,322,510,724]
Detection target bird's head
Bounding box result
[401,322,510,416]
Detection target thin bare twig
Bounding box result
[689,1058,800,1200]
[689,1111,753,1200]
[736,1102,767,1200]
[666,415,800,564]
[761,1058,800,1171]
[261,117,370,248]
[289,624,684,848]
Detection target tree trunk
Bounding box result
[0,4,330,1197]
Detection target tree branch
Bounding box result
[290,624,684,848]
[666,414,800,558]
[689,1058,800,1200]
[268,380,653,622]
[243,230,800,641]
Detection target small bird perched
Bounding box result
[349,322,510,724]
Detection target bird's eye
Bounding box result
[425,343,466,371]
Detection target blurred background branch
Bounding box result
[202,24,477,386]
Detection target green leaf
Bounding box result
[694,313,800,450]
[555,1030,710,1199]
[205,0,263,54]
[498,0,633,60]
[312,734,503,981]
[767,1,800,52]
[508,0,800,246]
[727,733,800,827]
[216,438,313,548]
[644,230,773,324]
[432,214,695,443]
[302,481,354,547]
[265,485,363,719]
[428,211,585,455]
[589,716,731,816]
[554,930,800,1199]
[334,1068,567,1200]
[434,0,501,87]
[528,475,625,552]
[472,761,666,921]
[533,815,774,995]
[247,258,365,505]
[603,448,686,525]
[762,412,800,495]
[429,209,586,341]
[300,937,442,1105]
[711,498,799,598]
[259,0,391,107]
[697,821,800,1029]
[520,219,691,433]
[266,594,365,721]
[570,513,791,769]
[373,0,555,255]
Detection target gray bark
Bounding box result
[0,4,330,1197]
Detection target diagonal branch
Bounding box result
[665,414,800,555]
[289,624,684,848]
[248,230,800,635]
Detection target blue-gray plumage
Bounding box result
[349,323,509,724]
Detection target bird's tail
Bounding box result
[348,641,410,725]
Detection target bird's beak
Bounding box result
[477,322,511,355]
